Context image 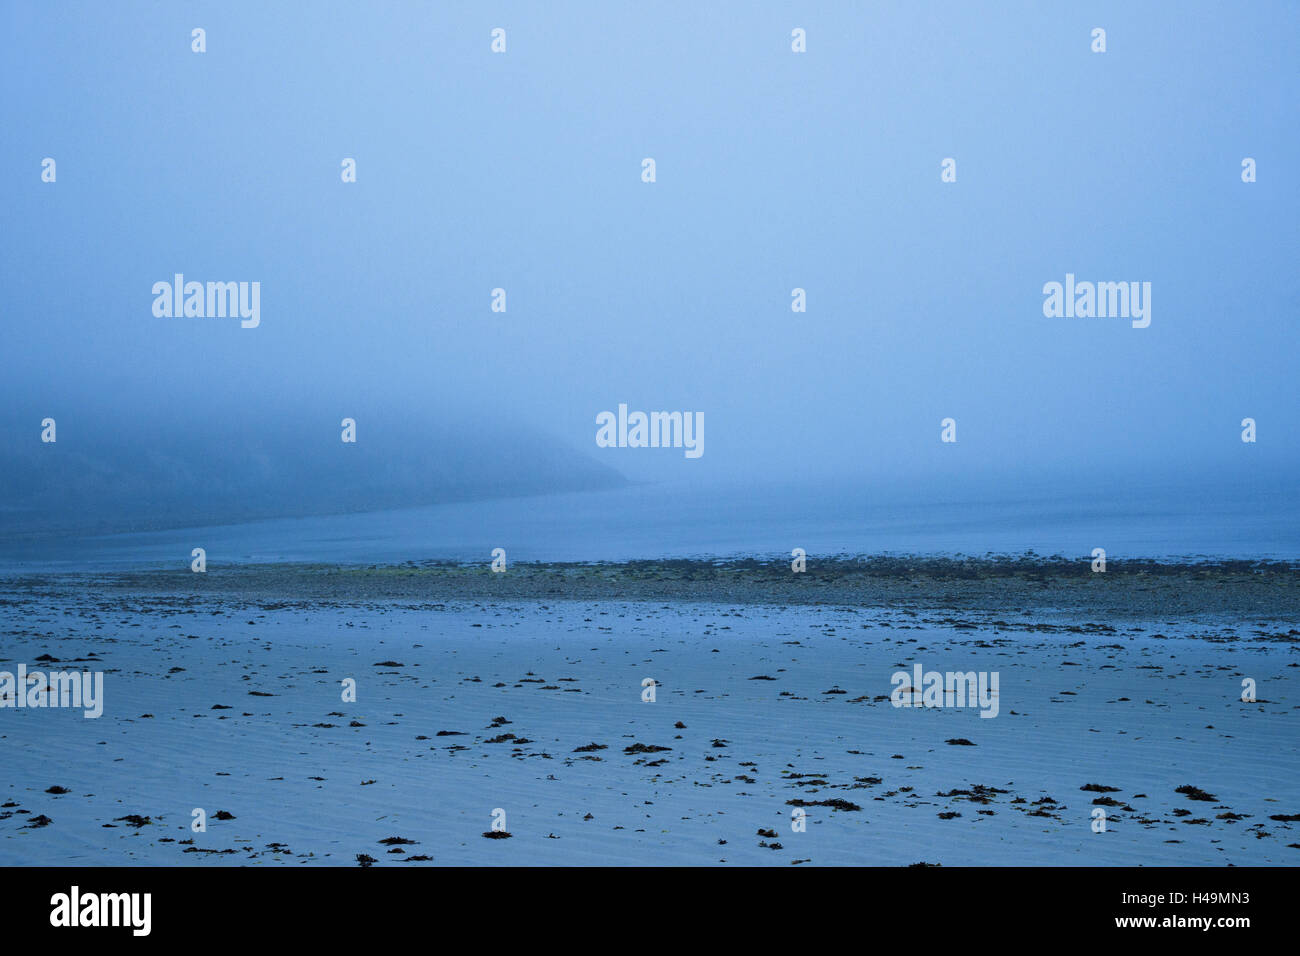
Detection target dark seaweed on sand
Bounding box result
[786,798,862,812]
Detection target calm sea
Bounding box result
[1,476,1296,573]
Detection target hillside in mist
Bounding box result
[0,408,626,536]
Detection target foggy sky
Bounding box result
[2,1,1296,526]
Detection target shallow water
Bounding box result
[2,477,1297,573]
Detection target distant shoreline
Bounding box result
[10,555,1300,623]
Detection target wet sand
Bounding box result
[1,557,1296,866]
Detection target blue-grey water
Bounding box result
[1,477,1296,573]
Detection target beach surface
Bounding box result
[2,558,1297,866]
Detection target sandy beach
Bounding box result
[1,558,1296,866]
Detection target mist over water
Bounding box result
[4,471,1296,573]
[2,2,1296,563]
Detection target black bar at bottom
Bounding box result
[0,865,1284,942]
